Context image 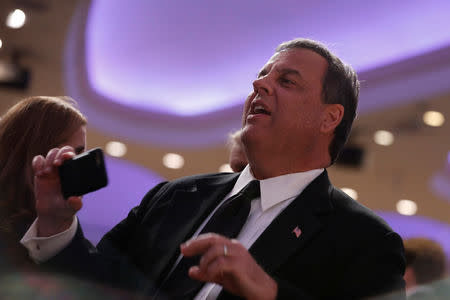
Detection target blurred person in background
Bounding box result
[404,237,448,300]
[227,130,248,172]
[0,96,87,272]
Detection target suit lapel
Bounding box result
[249,171,333,274]
[150,173,240,282]
[158,173,240,248]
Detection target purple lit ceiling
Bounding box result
[65,0,450,147]
[378,211,450,260]
[86,0,450,116]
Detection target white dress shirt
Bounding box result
[21,165,323,299]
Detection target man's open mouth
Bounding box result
[252,104,271,115]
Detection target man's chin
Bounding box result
[241,126,266,146]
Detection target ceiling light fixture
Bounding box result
[163,153,185,169]
[373,130,394,146]
[396,199,417,216]
[105,141,127,157]
[341,187,358,200]
[6,9,26,29]
[219,164,233,172]
[423,111,445,127]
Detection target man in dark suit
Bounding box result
[23,38,405,299]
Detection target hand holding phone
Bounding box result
[58,147,108,198]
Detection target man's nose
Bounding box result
[252,75,273,95]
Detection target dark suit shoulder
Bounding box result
[138,172,239,218]
[321,186,406,298]
[168,172,237,186]
[329,186,395,235]
[143,172,238,199]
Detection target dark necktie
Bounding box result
[159,180,260,299]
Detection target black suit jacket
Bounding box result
[46,171,405,299]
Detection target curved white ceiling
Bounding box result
[85,0,450,116]
[65,0,450,147]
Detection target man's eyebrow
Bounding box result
[257,67,303,79]
[277,67,303,79]
[257,68,268,78]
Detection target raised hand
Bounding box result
[181,233,278,300]
[32,146,83,237]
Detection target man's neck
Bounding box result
[249,162,328,180]
[247,154,330,180]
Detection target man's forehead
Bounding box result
[257,52,284,75]
[261,51,283,69]
[260,48,328,77]
[270,47,323,63]
[268,51,282,63]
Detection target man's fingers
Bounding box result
[199,243,228,271]
[181,233,226,257]
[67,196,83,212]
[190,255,230,284]
[43,148,60,172]
[54,146,76,166]
[183,234,241,285]
[188,265,220,283]
[188,266,206,281]
[32,155,45,175]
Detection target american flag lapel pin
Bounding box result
[292,226,302,238]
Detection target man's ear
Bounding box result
[321,104,344,134]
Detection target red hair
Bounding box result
[0,96,87,238]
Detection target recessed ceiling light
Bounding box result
[6,9,26,29]
[163,153,184,169]
[423,111,445,127]
[219,164,233,172]
[396,199,417,216]
[373,130,394,146]
[341,187,358,200]
[105,141,127,157]
[0,39,3,49]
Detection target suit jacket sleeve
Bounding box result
[41,181,169,294]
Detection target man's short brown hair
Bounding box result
[276,38,359,164]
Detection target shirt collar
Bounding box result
[230,165,324,211]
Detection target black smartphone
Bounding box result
[59,147,108,198]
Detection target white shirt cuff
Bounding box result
[20,216,78,263]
